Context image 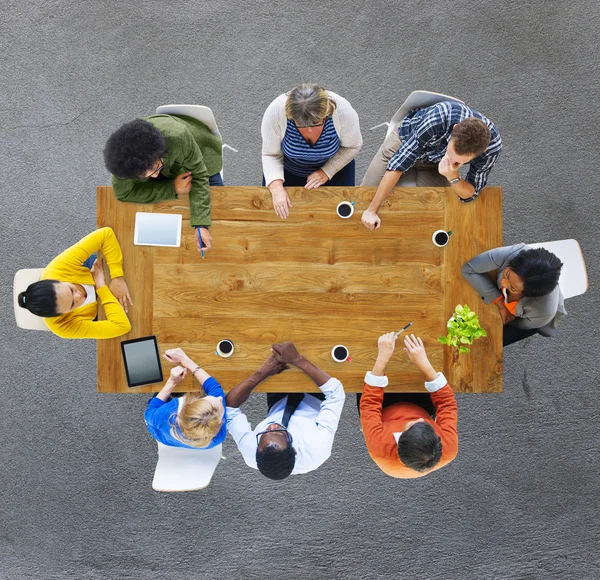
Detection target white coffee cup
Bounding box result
[336,201,355,219]
[432,229,452,247]
[215,339,234,357]
[331,344,351,362]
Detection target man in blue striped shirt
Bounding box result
[361,101,501,230]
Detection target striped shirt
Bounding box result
[282,117,341,177]
[387,102,502,200]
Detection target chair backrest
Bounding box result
[386,90,465,137]
[527,239,588,299]
[155,104,221,139]
[152,441,222,492]
[13,269,51,331]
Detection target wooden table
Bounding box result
[97,185,502,393]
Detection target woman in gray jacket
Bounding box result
[462,244,565,346]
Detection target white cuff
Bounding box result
[364,371,388,388]
[424,372,448,393]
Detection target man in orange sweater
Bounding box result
[360,333,458,478]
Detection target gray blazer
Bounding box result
[461,243,566,336]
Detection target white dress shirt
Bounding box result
[226,377,345,475]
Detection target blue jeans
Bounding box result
[83,252,97,270]
[209,173,224,186]
[262,159,356,187]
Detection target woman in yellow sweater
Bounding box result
[17,227,132,339]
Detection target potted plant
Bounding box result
[438,304,487,353]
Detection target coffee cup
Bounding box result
[432,229,452,247]
[336,201,355,219]
[215,339,234,357]
[331,344,351,362]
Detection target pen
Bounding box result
[394,321,414,338]
[196,227,205,259]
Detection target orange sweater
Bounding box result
[360,379,458,479]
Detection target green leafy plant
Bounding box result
[438,304,487,353]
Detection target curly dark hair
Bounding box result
[103,119,167,179]
[508,248,563,298]
[397,421,442,472]
[256,442,296,480]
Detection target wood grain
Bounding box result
[96,185,502,393]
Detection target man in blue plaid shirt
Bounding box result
[361,101,501,230]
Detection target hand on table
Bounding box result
[174,171,193,195]
[169,366,188,384]
[361,209,381,230]
[271,185,293,219]
[109,277,133,313]
[195,227,212,252]
[272,342,303,365]
[305,169,329,190]
[90,256,106,288]
[258,354,288,377]
[438,155,460,182]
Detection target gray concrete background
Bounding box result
[1,1,599,579]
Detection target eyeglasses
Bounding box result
[256,427,293,446]
[140,160,164,181]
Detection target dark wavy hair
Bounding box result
[256,442,296,480]
[17,279,60,317]
[103,119,166,179]
[397,422,442,473]
[508,248,563,298]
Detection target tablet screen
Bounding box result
[121,336,164,388]
[134,212,182,247]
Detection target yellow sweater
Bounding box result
[41,227,132,339]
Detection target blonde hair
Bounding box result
[169,393,223,448]
[285,84,337,127]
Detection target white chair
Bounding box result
[369,90,465,137]
[527,239,588,299]
[152,442,223,492]
[13,269,50,331]
[155,105,238,180]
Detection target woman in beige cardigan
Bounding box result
[261,84,362,218]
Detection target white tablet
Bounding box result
[134,212,182,247]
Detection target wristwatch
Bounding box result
[449,176,461,185]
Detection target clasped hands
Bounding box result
[258,341,304,376]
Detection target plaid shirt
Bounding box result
[387,102,501,201]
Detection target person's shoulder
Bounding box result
[265,93,288,113]
[145,114,187,138]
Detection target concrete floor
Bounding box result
[0,1,598,578]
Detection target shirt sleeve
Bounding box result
[464,149,501,199]
[225,407,258,469]
[386,107,445,172]
[430,384,458,461]
[359,383,386,456]
[46,285,131,339]
[45,227,125,279]
[315,377,346,436]
[201,377,225,399]
[112,174,178,205]
[178,126,212,227]
[461,244,525,303]
[320,96,363,179]
[261,95,286,186]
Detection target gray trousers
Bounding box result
[361,127,448,188]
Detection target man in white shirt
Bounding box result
[225,342,346,480]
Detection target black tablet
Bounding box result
[120,336,164,388]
